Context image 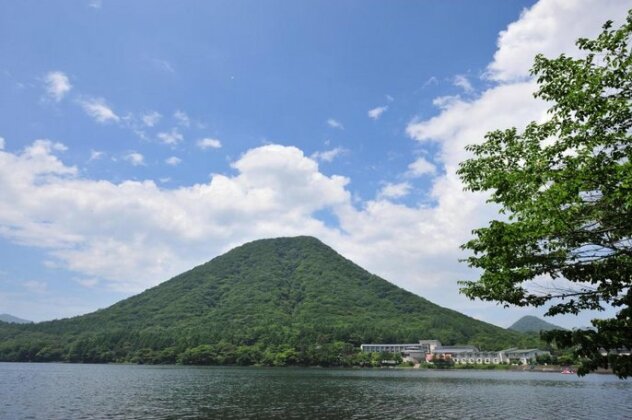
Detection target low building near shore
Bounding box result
[501,348,550,365]
[360,340,550,365]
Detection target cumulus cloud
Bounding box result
[431,95,461,110]
[368,105,388,120]
[422,76,439,88]
[79,97,119,123]
[89,150,104,161]
[174,110,190,127]
[311,147,347,163]
[157,129,183,145]
[44,71,72,102]
[165,156,182,166]
[0,138,480,318]
[141,111,162,127]
[0,143,349,292]
[486,0,628,82]
[378,182,411,199]
[123,152,145,166]
[407,157,436,177]
[0,137,4,150]
[197,138,222,149]
[327,118,344,130]
[453,74,473,93]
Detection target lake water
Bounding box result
[1,363,630,419]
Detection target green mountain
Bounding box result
[0,236,538,365]
[0,314,31,324]
[509,316,566,333]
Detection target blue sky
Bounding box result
[0,0,628,328]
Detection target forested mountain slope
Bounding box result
[0,236,537,365]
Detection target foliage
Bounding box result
[0,237,535,366]
[457,11,632,377]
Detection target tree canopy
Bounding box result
[458,11,632,378]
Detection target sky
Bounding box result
[0,0,629,328]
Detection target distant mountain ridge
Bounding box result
[0,236,538,365]
[0,314,31,324]
[509,316,565,333]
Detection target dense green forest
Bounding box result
[0,236,540,366]
[509,316,566,333]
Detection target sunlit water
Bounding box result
[1,363,630,419]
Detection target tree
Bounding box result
[457,11,632,378]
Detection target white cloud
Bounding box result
[157,129,183,145]
[311,147,346,163]
[89,150,104,161]
[378,182,411,199]
[141,111,162,127]
[407,157,437,177]
[123,152,145,166]
[165,156,182,166]
[197,138,222,149]
[486,0,628,82]
[88,0,102,9]
[0,137,5,150]
[52,143,68,152]
[327,118,344,130]
[44,71,72,102]
[431,95,461,110]
[174,110,190,127]
[423,76,439,88]
[79,97,119,123]
[368,105,388,120]
[453,75,473,93]
[0,142,349,292]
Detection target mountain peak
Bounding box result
[0,314,32,324]
[509,315,565,333]
[0,237,535,364]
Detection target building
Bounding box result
[451,350,505,365]
[360,339,551,365]
[360,340,442,355]
[360,343,424,354]
[500,348,550,365]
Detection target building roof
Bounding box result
[361,343,420,347]
[434,346,480,354]
[501,348,542,354]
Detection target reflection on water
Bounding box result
[1,363,630,419]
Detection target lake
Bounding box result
[1,363,630,419]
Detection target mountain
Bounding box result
[0,314,31,324]
[509,316,566,333]
[0,236,538,365]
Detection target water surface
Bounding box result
[1,363,630,419]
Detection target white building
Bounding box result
[361,340,550,365]
[360,340,442,358]
[500,348,550,365]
